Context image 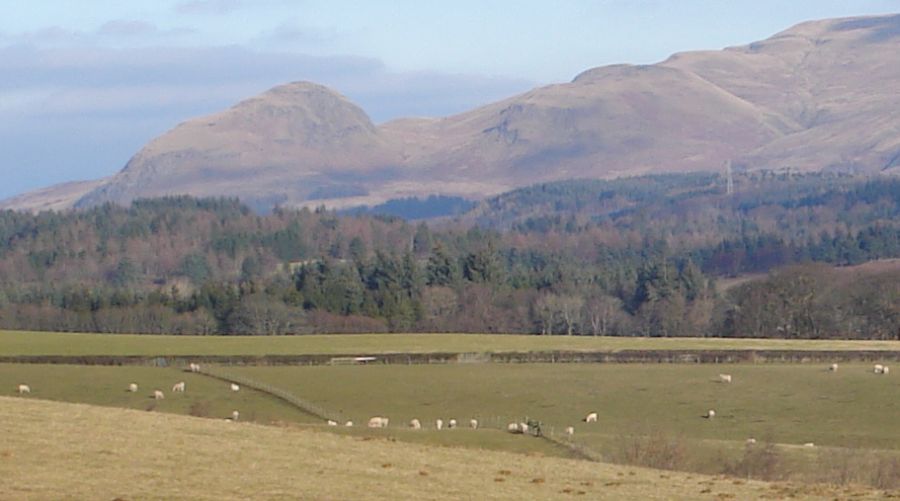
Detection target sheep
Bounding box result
[448,419,457,429]
[883,366,891,375]
[565,426,575,437]
[232,410,240,421]
[230,383,240,392]
[803,442,815,447]
[172,381,186,393]
[746,438,757,445]
[718,374,733,383]
[519,422,529,435]
[409,419,422,430]
[153,390,165,400]
[828,363,839,372]
[327,420,338,426]
[507,422,523,434]
[127,383,138,392]
[344,421,353,427]
[17,384,30,394]
[189,363,201,373]
[436,419,443,431]
[367,416,389,428]
[470,419,478,430]
[705,409,716,419]
[583,412,598,423]
[874,364,885,374]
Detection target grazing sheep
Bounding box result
[344,421,353,427]
[436,419,443,431]
[705,409,716,419]
[327,420,338,426]
[828,363,839,372]
[189,363,201,373]
[519,422,529,435]
[367,416,389,428]
[583,412,598,423]
[409,419,422,430]
[153,390,165,400]
[746,438,757,445]
[230,383,240,392]
[448,419,457,429]
[232,410,239,421]
[718,374,733,383]
[874,364,885,374]
[172,381,186,393]
[565,426,575,437]
[803,442,815,447]
[507,422,523,434]
[470,419,478,430]
[128,383,138,392]
[17,384,30,394]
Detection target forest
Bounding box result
[0,171,897,339]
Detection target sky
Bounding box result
[2,0,899,200]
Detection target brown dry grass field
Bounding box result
[0,397,890,500]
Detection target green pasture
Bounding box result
[0,364,314,424]
[3,329,900,356]
[226,363,900,458]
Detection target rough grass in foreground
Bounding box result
[1,397,887,500]
[2,330,900,356]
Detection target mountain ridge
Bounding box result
[5,13,900,212]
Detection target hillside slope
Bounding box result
[0,397,878,500]
[5,14,900,212]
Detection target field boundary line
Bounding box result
[198,367,340,423]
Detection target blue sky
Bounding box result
[2,0,899,200]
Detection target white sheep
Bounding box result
[883,366,890,375]
[17,384,30,394]
[828,363,839,372]
[189,363,201,373]
[344,421,353,427]
[706,409,716,419]
[230,383,240,392]
[746,438,757,445]
[803,442,815,447]
[367,416,389,428]
[232,410,240,421]
[153,390,165,400]
[874,364,885,374]
[172,381,185,392]
[519,422,529,435]
[583,412,598,423]
[327,420,338,426]
[448,419,457,429]
[128,383,138,392]
[470,419,478,430]
[565,426,574,437]
[409,419,422,430]
[718,374,733,383]
[436,419,443,430]
[507,422,522,434]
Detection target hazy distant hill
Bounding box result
[5,14,900,212]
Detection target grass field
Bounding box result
[226,363,900,452]
[3,330,900,356]
[1,397,887,500]
[0,364,315,424]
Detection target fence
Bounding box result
[198,366,341,423]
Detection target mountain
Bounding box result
[5,14,900,212]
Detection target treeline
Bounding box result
[0,172,898,338]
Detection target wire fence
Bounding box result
[199,366,341,423]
